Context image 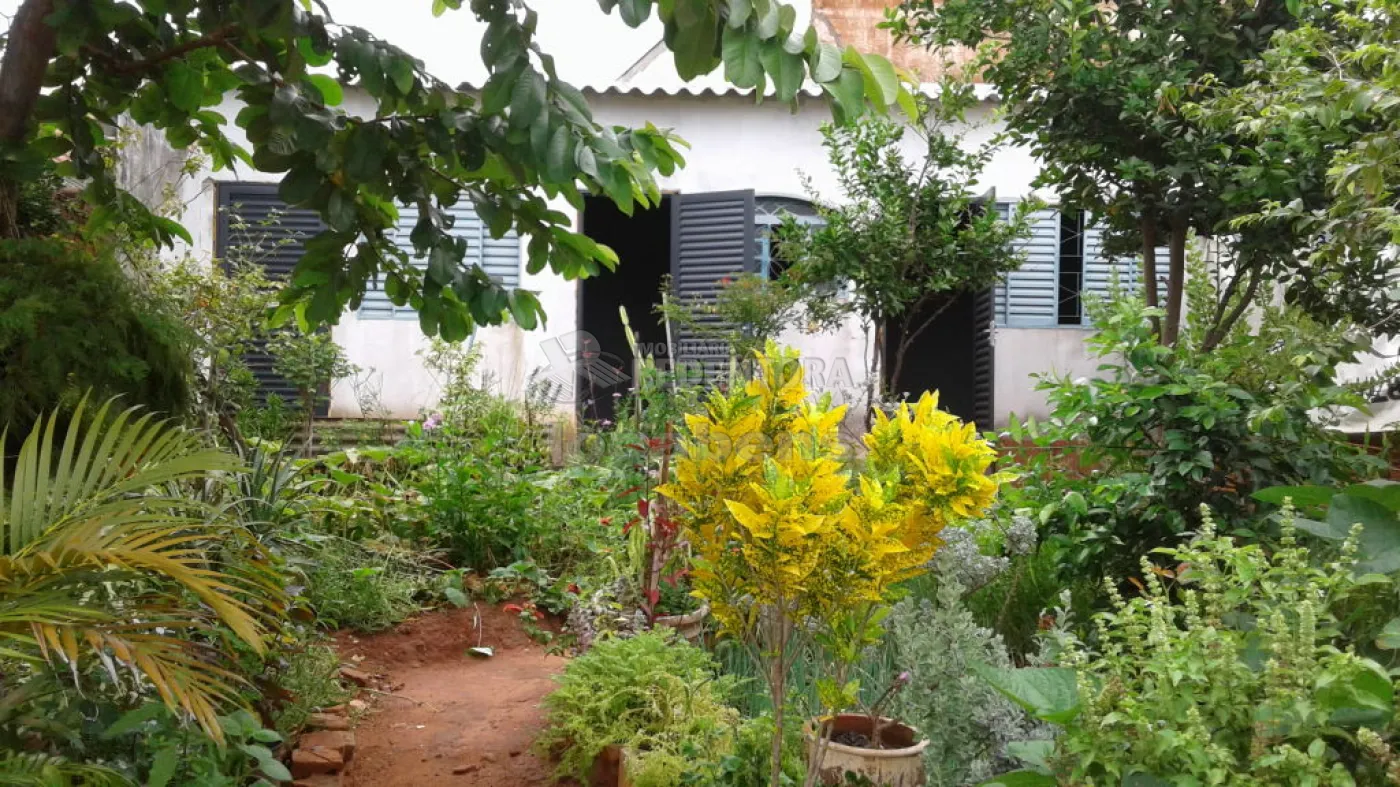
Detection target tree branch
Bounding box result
[0,0,57,145]
[1200,265,1262,353]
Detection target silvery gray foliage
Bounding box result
[933,521,1009,593]
[1004,513,1038,558]
[888,580,1051,786]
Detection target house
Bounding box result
[126,0,1146,431]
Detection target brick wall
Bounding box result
[812,0,979,81]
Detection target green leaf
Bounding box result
[619,0,651,26]
[1005,739,1054,770]
[103,703,164,739]
[821,67,865,122]
[809,41,843,83]
[1344,481,1400,512]
[307,74,343,106]
[723,27,764,89]
[726,0,752,28]
[846,48,900,108]
[258,758,293,783]
[1253,485,1338,509]
[671,4,720,79]
[972,664,1081,724]
[1328,494,1400,568]
[1378,618,1400,650]
[759,41,804,102]
[389,58,416,94]
[164,62,204,113]
[327,190,357,233]
[280,164,324,206]
[148,745,179,787]
[509,290,542,330]
[443,586,469,607]
[978,772,1058,787]
[509,69,547,129]
[546,123,575,182]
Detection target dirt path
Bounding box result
[334,605,568,787]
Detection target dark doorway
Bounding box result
[883,288,993,428]
[578,195,673,423]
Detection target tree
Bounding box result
[779,89,1033,410]
[0,0,911,340]
[890,0,1356,350]
[1197,0,1400,336]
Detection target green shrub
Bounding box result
[0,238,190,438]
[535,631,739,786]
[1008,292,1380,580]
[296,537,427,631]
[267,641,352,737]
[982,506,1400,785]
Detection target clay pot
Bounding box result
[651,602,710,643]
[804,714,929,787]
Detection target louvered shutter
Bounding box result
[361,203,521,319]
[972,288,996,430]
[994,207,1060,327]
[1081,224,1156,325]
[215,182,328,415]
[670,190,756,385]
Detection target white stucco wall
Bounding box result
[991,327,1103,426]
[156,87,1096,422]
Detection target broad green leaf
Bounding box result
[1253,485,1338,509]
[102,703,164,739]
[671,6,720,79]
[760,41,804,102]
[509,69,547,129]
[164,62,204,113]
[259,757,293,783]
[726,0,752,28]
[619,0,651,26]
[279,164,323,206]
[1328,494,1400,567]
[1005,739,1054,770]
[1344,481,1400,512]
[978,772,1058,787]
[845,48,899,107]
[723,27,764,89]
[307,74,343,106]
[509,290,541,330]
[821,67,865,122]
[973,664,1081,724]
[809,41,843,83]
[148,745,179,787]
[1378,618,1400,649]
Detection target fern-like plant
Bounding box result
[0,398,282,740]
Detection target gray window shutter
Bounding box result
[1081,224,1166,326]
[362,203,521,320]
[994,207,1060,327]
[670,190,756,383]
[215,182,328,415]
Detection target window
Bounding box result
[994,204,1143,328]
[359,203,521,320]
[754,196,822,280]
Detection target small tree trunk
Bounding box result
[1139,217,1161,339]
[1162,217,1189,347]
[0,0,59,238]
[768,604,789,787]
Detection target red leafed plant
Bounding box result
[625,425,687,624]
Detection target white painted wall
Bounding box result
[158,87,1094,422]
[992,327,1103,426]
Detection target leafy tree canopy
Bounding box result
[0,0,911,340]
[1198,0,1400,335]
[888,0,1378,349]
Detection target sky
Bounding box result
[0,0,664,86]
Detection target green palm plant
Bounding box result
[0,398,283,740]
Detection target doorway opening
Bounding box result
[577,195,673,423]
[883,288,993,428]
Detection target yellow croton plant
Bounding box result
[659,343,1006,642]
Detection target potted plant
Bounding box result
[660,344,1005,787]
[805,673,929,787]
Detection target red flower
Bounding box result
[503,603,523,614]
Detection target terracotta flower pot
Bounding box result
[651,602,709,643]
[804,714,929,787]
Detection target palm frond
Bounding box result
[0,752,130,787]
[0,397,284,742]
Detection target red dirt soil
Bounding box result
[334,604,571,787]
